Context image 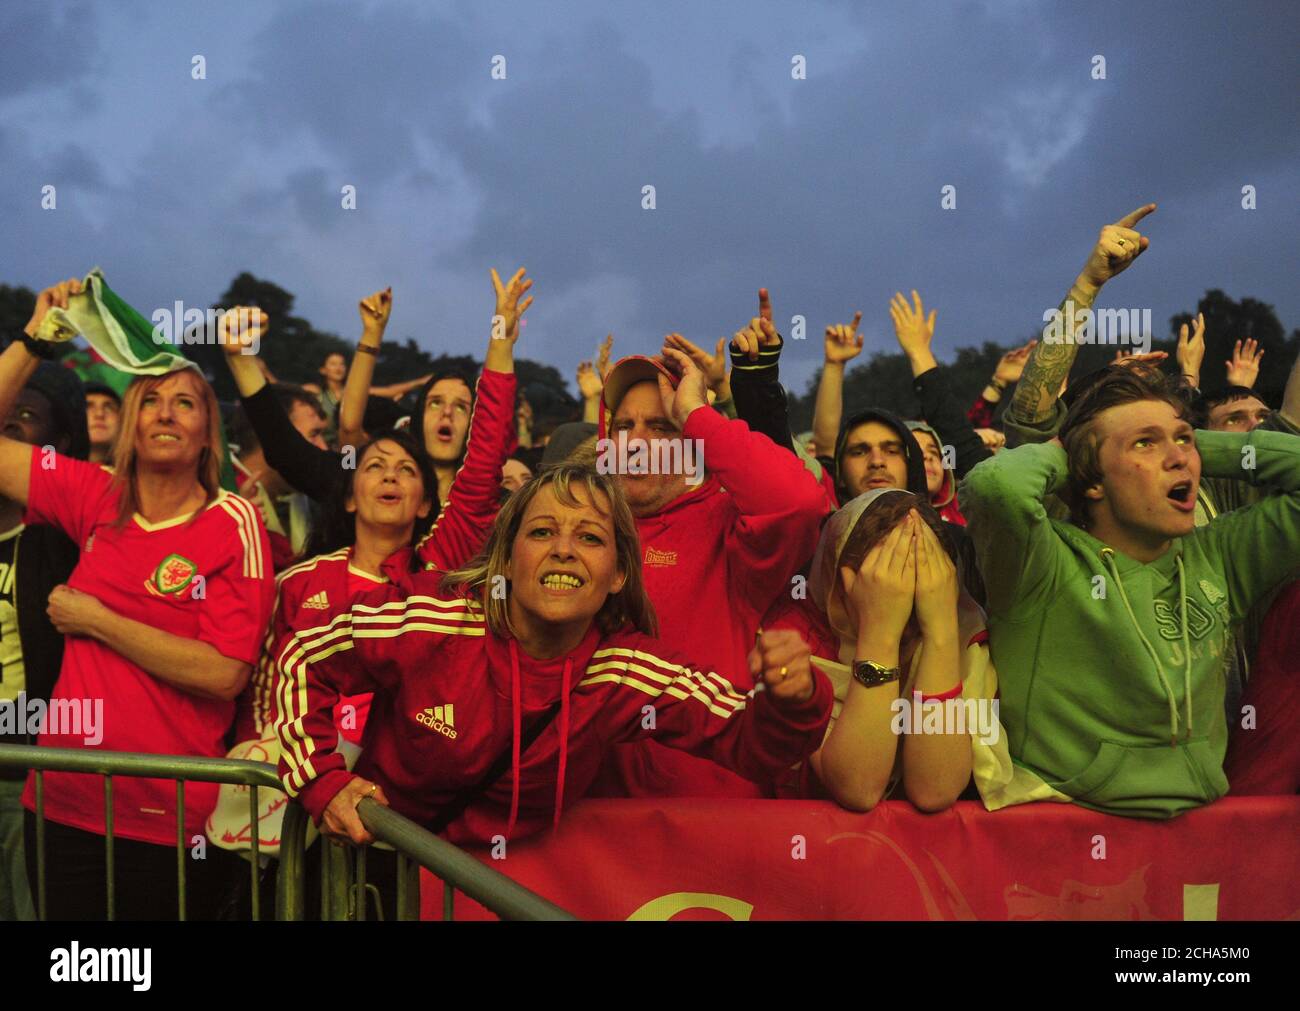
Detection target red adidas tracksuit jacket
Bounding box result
[591,404,831,799]
[274,570,833,844]
[236,368,517,741]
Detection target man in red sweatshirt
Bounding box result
[590,329,829,797]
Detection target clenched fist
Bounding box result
[748,629,816,706]
[47,584,107,638]
[219,306,269,357]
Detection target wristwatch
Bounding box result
[852,659,901,688]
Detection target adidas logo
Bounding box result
[301,590,330,610]
[415,704,458,740]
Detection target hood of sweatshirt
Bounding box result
[905,419,957,510]
[834,407,928,502]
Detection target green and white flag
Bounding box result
[36,268,236,490]
[34,267,192,374]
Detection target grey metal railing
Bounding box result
[0,743,303,921]
[0,743,575,921]
[352,797,577,921]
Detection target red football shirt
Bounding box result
[21,453,275,846]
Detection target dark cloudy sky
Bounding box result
[2,0,1296,395]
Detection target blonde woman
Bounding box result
[275,464,831,848]
[0,279,274,919]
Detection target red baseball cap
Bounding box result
[599,354,680,438]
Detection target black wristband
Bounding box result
[18,333,60,361]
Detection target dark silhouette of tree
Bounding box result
[790,290,1297,432]
[1163,290,1291,403]
[207,273,577,421]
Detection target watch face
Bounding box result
[854,661,899,686]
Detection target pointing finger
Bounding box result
[1115,203,1157,228]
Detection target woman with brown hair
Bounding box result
[0,278,275,919]
[274,463,832,848]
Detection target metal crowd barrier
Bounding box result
[0,742,304,921]
[0,744,574,922]
[351,797,576,921]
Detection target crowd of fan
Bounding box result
[0,202,1297,921]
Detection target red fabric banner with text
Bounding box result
[427,798,1300,920]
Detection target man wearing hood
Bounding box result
[588,338,829,799]
[828,406,929,504]
[907,420,964,525]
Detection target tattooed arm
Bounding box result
[1007,204,1158,428]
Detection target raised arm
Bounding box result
[1008,203,1157,432]
[892,290,990,479]
[970,340,1037,427]
[1176,313,1207,392]
[337,287,392,450]
[813,310,865,457]
[660,348,828,616]
[0,279,84,504]
[222,309,342,502]
[577,359,603,424]
[1224,338,1264,390]
[415,267,528,571]
[1280,341,1300,430]
[724,288,795,452]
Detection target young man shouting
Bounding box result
[961,363,1300,817]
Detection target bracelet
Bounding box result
[988,377,1007,392]
[919,682,963,703]
[17,333,60,361]
[354,343,378,356]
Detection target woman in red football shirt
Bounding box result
[0,278,275,920]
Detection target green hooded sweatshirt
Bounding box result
[959,429,1300,819]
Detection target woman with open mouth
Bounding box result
[273,464,832,903]
[220,273,528,897]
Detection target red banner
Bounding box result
[427,798,1300,920]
